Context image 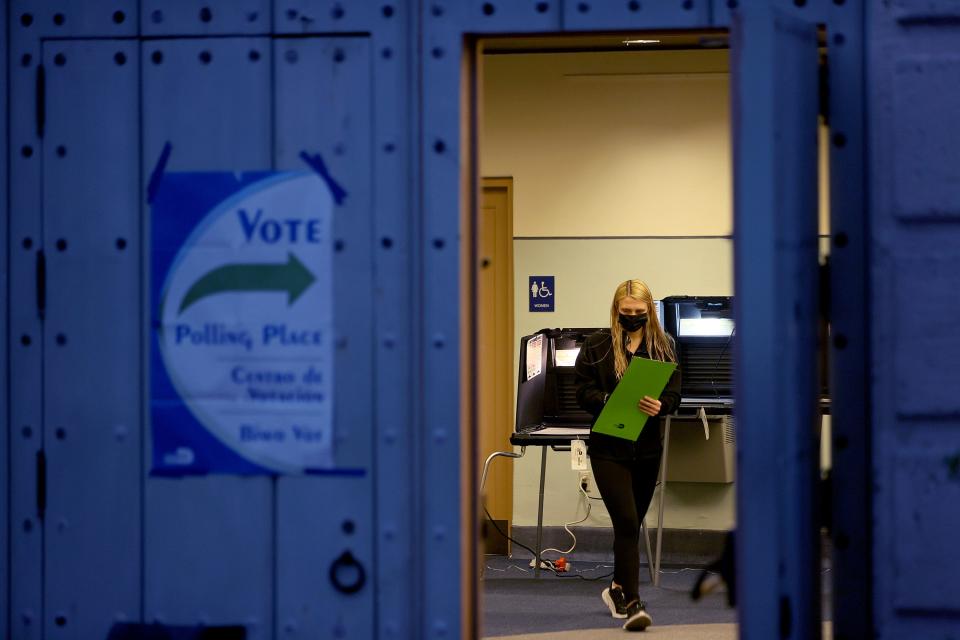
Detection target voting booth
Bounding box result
[515,328,597,436]
[508,309,737,585]
[661,295,735,401]
[514,298,737,485]
[660,296,737,484]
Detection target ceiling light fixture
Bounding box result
[623,39,661,45]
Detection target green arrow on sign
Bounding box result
[178,252,316,315]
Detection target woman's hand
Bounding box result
[637,395,661,417]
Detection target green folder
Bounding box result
[592,357,677,441]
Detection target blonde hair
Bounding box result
[610,279,676,379]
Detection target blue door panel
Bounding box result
[273,1,383,35]
[441,1,560,32]
[420,14,465,635]
[273,36,373,470]
[8,32,45,640]
[140,1,270,37]
[273,36,375,638]
[142,37,274,637]
[562,0,710,31]
[142,39,272,172]
[11,0,138,38]
[732,6,821,638]
[712,0,734,27]
[1,7,8,637]
[346,6,422,635]
[369,8,418,636]
[824,6,871,636]
[143,477,274,634]
[276,477,375,638]
[42,39,142,640]
[714,1,853,28]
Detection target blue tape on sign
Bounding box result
[146,141,173,203]
[299,151,348,205]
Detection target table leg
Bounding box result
[654,416,672,587]
[642,519,655,583]
[535,445,548,578]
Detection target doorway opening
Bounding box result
[470,27,834,639]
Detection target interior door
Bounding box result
[479,177,515,552]
[732,7,822,639]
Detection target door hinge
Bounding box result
[36,63,46,138]
[36,449,47,519]
[36,249,46,319]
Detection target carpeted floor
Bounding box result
[481,555,832,639]
[481,555,735,638]
[482,623,834,640]
[484,623,734,640]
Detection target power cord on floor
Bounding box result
[483,504,539,558]
[483,480,615,582]
[540,482,592,556]
[559,569,616,581]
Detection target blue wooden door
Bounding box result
[732,6,822,639]
[140,36,277,637]
[139,34,376,640]
[30,31,378,640]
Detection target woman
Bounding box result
[574,279,681,632]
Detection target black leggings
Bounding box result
[591,453,662,601]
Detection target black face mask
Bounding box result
[618,313,648,333]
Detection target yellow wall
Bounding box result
[483,49,737,530]
[482,48,830,531]
[483,49,732,238]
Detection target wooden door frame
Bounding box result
[478,176,515,552]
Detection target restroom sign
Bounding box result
[529,276,555,312]
[150,171,334,475]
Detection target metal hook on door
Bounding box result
[329,550,366,595]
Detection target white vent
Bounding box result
[722,417,736,444]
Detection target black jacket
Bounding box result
[574,331,682,461]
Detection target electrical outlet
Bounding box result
[579,472,590,493]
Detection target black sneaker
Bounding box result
[622,600,652,631]
[601,585,628,619]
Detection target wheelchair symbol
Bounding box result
[531,281,552,298]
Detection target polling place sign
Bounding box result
[151,172,334,475]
